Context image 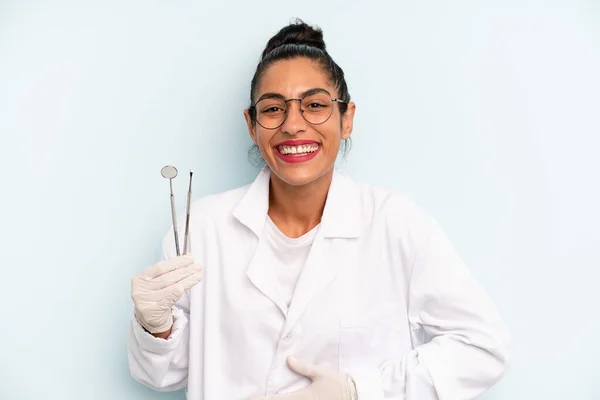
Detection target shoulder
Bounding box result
[161,182,254,258]
[189,183,251,223]
[352,179,432,225]
[348,176,437,242]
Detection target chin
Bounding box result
[271,162,333,187]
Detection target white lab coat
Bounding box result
[128,167,510,400]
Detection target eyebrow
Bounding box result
[255,87,332,103]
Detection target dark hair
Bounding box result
[247,19,352,166]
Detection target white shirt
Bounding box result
[264,216,319,313]
[127,167,511,400]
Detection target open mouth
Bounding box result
[276,143,320,156]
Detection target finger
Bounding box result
[158,267,203,300]
[177,266,204,290]
[145,255,195,278]
[156,270,202,309]
[286,356,318,380]
[151,264,202,289]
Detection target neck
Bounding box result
[268,168,334,238]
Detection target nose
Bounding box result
[281,99,307,136]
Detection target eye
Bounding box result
[306,102,327,109]
[261,106,284,113]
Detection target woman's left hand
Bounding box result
[251,356,358,400]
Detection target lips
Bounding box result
[273,140,321,164]
[275,140,320,147]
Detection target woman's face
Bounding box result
[244,57,356,187]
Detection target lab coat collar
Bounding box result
[233,166,360,238]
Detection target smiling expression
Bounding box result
[244,57,356,187]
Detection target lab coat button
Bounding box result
[282,331,293,342]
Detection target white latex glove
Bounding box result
[251,356,358,400]
[131,254,203,334]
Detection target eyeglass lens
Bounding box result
[255,92,335,129]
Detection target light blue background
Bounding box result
[1,1,599,399]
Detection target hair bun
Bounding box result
[261,19,326,59]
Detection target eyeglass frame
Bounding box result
[248,88,348,130]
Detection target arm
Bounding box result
[127,292,191,391]
[351,216,511,400]
[127,240,200,391]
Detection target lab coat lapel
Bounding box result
[233,166,270,238]
[246,237,289,316]
[282,169,361,335]
[234,167,288,316]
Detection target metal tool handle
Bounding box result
[183,170,193,255]
[183,190,191,255]
[170,193,181,257]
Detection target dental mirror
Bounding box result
[161,165,178,180]
[161,165,181,256]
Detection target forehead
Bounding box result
[257,57,335,98]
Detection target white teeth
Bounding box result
[278,144,319,155]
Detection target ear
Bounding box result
[341,102,356,140]
[244,109,258,144]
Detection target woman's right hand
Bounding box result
[131,255,203,335]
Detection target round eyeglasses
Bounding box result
[250,90,348,130]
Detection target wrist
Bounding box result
[134,309,174,338]
[150,325,173,339]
